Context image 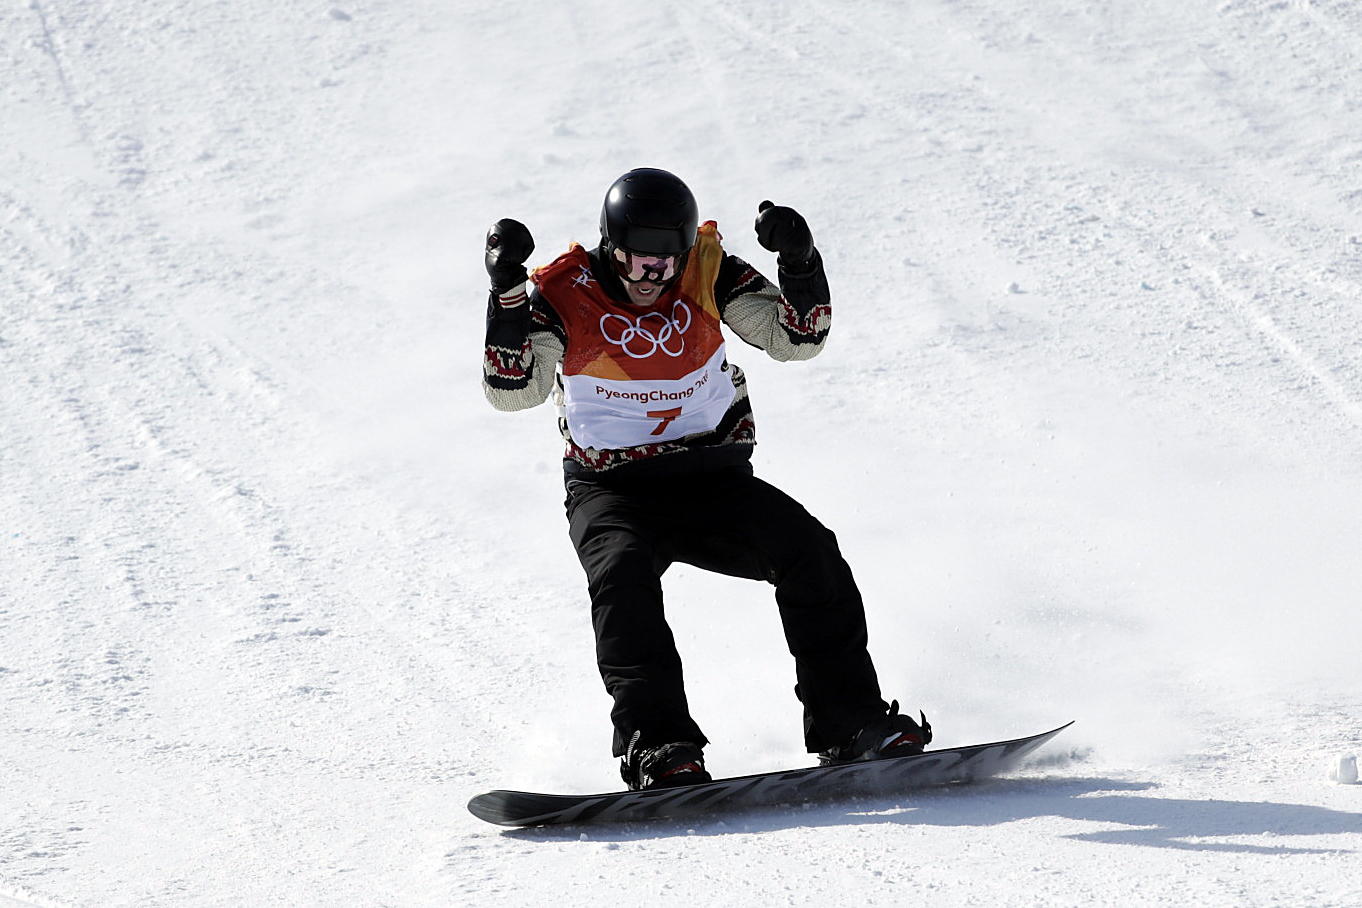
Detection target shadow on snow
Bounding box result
[492,776,1362,855]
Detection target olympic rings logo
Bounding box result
[599,302,693,359]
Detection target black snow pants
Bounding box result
[565,463,888,757]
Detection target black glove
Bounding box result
[484,218,535,294]
[754,200,816,271]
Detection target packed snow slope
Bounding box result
[3,0,1361,905]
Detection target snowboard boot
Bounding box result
[818,700,932,766]
[620,732,711,791]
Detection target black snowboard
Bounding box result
[468,721,1072,827]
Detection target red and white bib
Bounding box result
[533,222,735,451]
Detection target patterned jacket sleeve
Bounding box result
[716,251,831,361]
[481,288,566,411]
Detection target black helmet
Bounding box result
[599,168,699,256]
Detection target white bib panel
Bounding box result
[561,344,736,450]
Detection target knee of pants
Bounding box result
[578,534,664,600]
[769,523,853,586]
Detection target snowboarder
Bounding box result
[481,168,930,790]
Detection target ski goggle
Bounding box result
[611,246,688,284]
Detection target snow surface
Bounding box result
[3,0,1361,905]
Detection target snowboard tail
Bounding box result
[468,721,1072,828]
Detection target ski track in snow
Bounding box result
[3,1,1361,906]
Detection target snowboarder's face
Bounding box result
[611,245,687,307]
